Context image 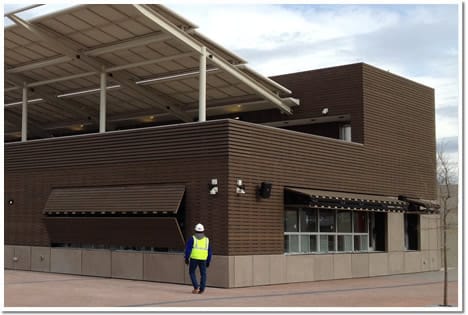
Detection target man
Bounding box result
[184,223,212,294]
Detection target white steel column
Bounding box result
[21,84,28,142]
[198,46,207,122]
[100,69,106,133]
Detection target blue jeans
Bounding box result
[189,259,207,291]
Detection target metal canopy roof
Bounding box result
[4,4,299,141]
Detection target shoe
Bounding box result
[192,289,199,294]
[198,290,204,294]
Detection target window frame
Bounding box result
[284,207,385,254]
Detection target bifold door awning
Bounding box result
[285,187,407,212]
[43,217,185,249]
[43,184,185,214]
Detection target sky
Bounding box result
[3,2,461,175]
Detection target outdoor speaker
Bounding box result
[259,182,272,198]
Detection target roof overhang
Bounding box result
[4,4,298,141]
[284,187,440,214]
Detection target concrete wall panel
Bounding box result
[50,248,82,275]
[351,254,369,278]
[31,247,50,272]
[388,252,404,274]
[143,253,184,284]
[5,246,15,269]
[253,255,270,286]
[206,255,230,288]
[314,255,334,281]
[429,250,441,270]
[369,253,388,276]
[286,255,307,283]
[420,251,431,272]
[420,215,430,250]
[233,256,253,287]
[111,251,143,280]
[13,246,31,270]
[388,213,404,251]
[333,254,352,279]
[82,249,111,278]
[404,251,421,273]
[269,255,286,285]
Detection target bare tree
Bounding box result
[437,142,456,306]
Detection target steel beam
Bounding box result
[133,5,203,54]
[85,32,172,56]
[21,85,28,142]
[199,46,207,122]
[7,13,192,123]
[6,56,73,74]
[133,4,295,115]
[100,69,107,133]
[6,72,99,124]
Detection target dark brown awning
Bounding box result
[43,217,185,249]
[400,197,440,213]
[285,187,408,212]
[43,184,185,215]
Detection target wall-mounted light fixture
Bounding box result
[257,182,272,199]
[236,179,246,194]
[321,107,329,115]
[209,179,218,195]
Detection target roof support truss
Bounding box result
[133,4,295,115]
[6,13,192,123]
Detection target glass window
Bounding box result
[319,235,328,253]
[285,234,299,253]
[301,235,317,252]
[405,214,420,250]
[337,210,352,232]
[328,235,336,251]
[285,209,298,232]
[319,210,336,232]
[354,212,368,233]
[300,208,317,232]
[338,235,352,251]
[284,208,384,254]
[354,235,368,251]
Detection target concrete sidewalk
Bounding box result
[4,268,458,309]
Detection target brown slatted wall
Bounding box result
[5,64,437,257]
[5,121,230,254]
[226,65,437,255]
[362,64,437,197]
[43,184,185,213]
[228,63,365,143]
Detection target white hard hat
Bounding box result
[194,223,204,232]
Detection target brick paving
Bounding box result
[4,268,458,309]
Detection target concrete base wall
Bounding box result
[5,246,442,288]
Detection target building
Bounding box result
[4,4,440,288]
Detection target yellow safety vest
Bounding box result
[190,236,209,260]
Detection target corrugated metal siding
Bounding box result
[5,121,230,254]
[43,184,185,214]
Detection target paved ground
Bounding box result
[4,268,458,309]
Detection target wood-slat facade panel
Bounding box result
[226,64,437,255]
[5,63,437,256]
[5,121,230,254]
[43,184,185,214]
